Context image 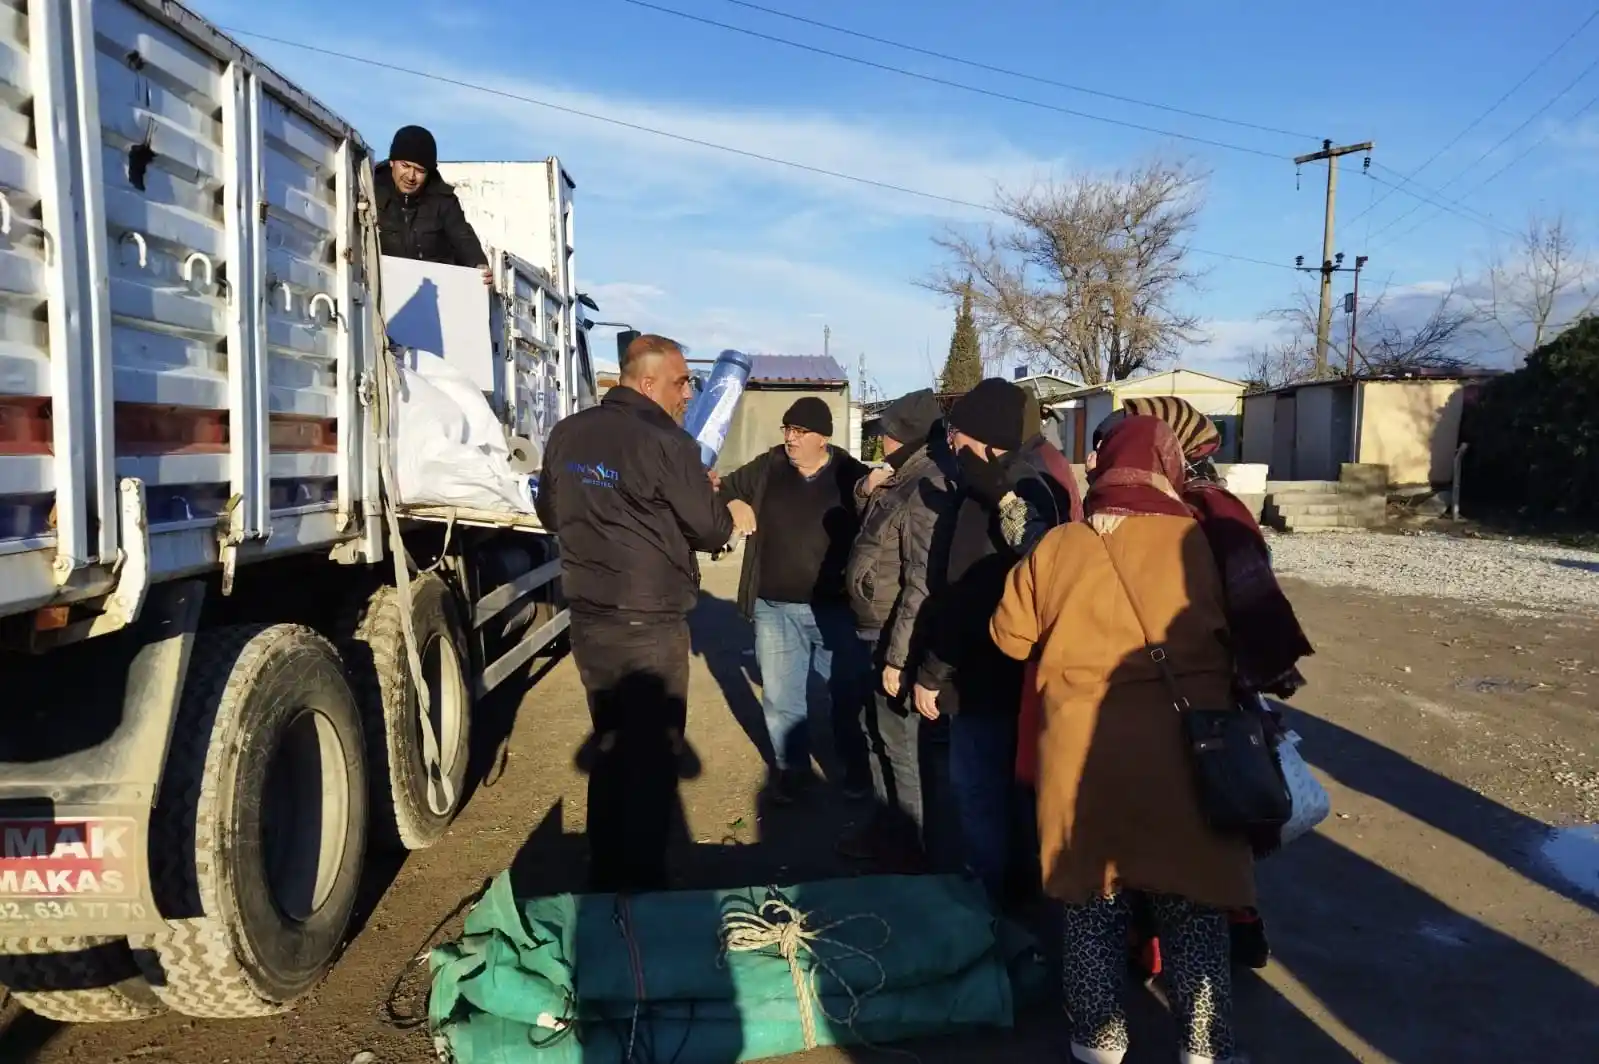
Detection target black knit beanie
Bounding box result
[389,125,438,171]
[947,378,1030,452]
[878,388,942,446]
[782,396,833,437]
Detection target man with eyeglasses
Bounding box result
[716,397,872,804]
[375,125,493,285]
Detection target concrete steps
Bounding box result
[1263,480,1388,533]
[1266,480,1379,496]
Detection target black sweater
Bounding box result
[720,446,869,618]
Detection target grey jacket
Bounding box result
[844,444,952,669]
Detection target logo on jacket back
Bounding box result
[569,461,620,489]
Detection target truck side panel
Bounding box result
[0,0,375,625]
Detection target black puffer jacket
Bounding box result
[374,164,489,269]
[844,439,953,669]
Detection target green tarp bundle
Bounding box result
[429,872,1047,1063]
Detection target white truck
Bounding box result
[0,0,594,1023]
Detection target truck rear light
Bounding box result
[33,605,70,632]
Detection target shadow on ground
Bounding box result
[0,645,569,1064]
[1286,705,1598,916]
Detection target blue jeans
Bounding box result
[948,712,1018,901]
[753,600,869,779]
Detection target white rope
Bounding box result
[718,894,891,1052]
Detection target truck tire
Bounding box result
[341,575,471,851]
[0,937,163,1023]
[132,625,367,1019]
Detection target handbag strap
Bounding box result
[1095,531,1191,713]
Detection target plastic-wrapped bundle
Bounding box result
[429,873,1047,1064]
[682,350,753,468]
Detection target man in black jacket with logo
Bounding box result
[375,125,492,284]
[717,397,871,803]
[536,334,733,892]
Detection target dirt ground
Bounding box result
[3,553,1597,1064]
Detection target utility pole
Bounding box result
[1346,255,1368,377]
[823,324,831,361]
[1294,139,1373,377]
[1296,251,1368,377]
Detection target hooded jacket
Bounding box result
[374,163,489,269]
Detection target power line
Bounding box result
[1367,51,1599,242]
[713,0,1317,141]
[1375,84,1599,250]
[613,0,1291,162]
[1359,168,1511,237]
[221,27,1299,272]
[1470,84,1599,192]
[1346,6,1599,227]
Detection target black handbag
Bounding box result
[1098,535,1292,838]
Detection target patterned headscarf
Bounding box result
[1121,395,1222,462]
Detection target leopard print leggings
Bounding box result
[1062,891,1236,1062]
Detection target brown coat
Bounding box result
[990,515,1255,909]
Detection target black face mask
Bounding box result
[956,446,1010,506]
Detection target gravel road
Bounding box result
[1267,530,1599,614]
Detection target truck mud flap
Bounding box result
[0,581,204,937]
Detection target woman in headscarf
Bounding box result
[991,416,1253,1064]
[1118,395,1312,696]
[1100,397,1313,970]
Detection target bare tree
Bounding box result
[1472,213,1599,361]
[1360,281,1479,374]
[979,331,1014,380]
[1242,338,1313,393]
[926,160,1207,385]
[1243,280,1479,389]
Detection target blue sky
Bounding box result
[196,0,1599,393]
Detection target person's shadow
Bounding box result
[1282,703,1599,916]
[385,277,444,353]
[689,589,775,768]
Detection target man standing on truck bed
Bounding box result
[536,334,734,893]
[375,125,493,285]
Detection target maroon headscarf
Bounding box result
[1084,416,1192,520]
[1087,413,1312,697]
[1112,400,1313,696]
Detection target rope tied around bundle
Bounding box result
[717,890,891,1051]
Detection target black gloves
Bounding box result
[956,447,1012,507]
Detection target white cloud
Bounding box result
[1183,317,1287,374]
[583,250,954,391]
